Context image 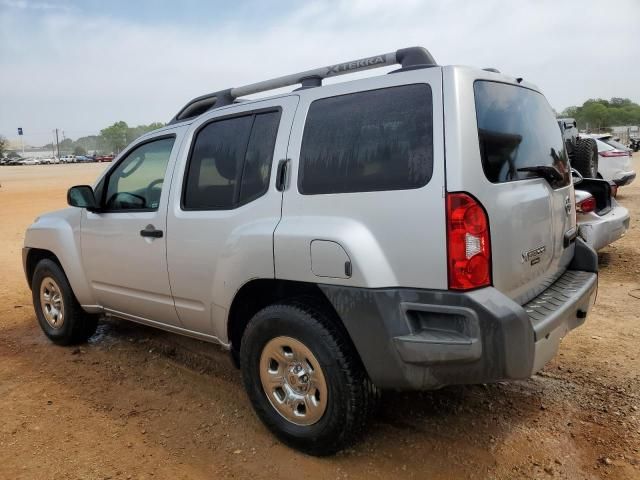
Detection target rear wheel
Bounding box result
[573,138,599,178]
[32,259,98,345]
[239,301,377,456]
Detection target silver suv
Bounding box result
[23,47,598,455]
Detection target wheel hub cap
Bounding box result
[39,276,65,329]
[259,336,328,426]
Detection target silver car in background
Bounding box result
[574,176,630,251]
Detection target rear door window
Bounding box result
[474,81,570,188]
[298,84,433,195]
[183,110,281,210]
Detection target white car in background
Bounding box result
[59,155,76,163]
[574,175,630,251]
[584,134,636,187]
[40,157,60,165]
[16,158,41,165]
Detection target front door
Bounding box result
[81,132,182,326]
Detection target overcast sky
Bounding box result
[1,0,638,146]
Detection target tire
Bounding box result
[31,259,98,345]
[573,138,599,178]
[239,300,377,456]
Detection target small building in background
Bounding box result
[610,125,639,143]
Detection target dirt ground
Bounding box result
[0,160,639,480]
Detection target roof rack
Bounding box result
[169,46,437,124]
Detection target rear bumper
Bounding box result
[612,171,636,186]
[320,247,598,390]
[578,204,630,251]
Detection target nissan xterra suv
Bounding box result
[23,47,598,456]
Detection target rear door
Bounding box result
[444,70,575,304]
[166,96,298,340]
[275,68,446,289]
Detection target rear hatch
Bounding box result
[472,80,576,304]
[594,138,633,177]
[575,178,612,215]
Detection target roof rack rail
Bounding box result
[169,46,437,124]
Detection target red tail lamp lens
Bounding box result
[446,193,491,290]
[576,196,596,214]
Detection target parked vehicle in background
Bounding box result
[583,135,636,186]
[629,138,640,152]
[95,154,114,162]
[573,173,630,250]
[23,47,598,456]
[589,133,632,153]
[557,118,599,178]
[40,157,60,165]
[75,155,94,163]
[60,155,76,163]
[16,158,41,165]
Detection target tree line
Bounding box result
[0,121,165,158]
[46,121,166,156]
[560,97,640,131]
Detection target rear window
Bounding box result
[474,81,570,188]
[601,138,628,151]
[298,84,433,195]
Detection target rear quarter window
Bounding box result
[474,81,570,188]
[298,84,433,195]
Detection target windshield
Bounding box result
[474,81,570,189]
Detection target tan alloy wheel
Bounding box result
[39,276,65,329]
[259,336,328,426]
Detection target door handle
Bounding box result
[275,158,289,191]
[140,224,163,238]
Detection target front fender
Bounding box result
[23,208,97,307]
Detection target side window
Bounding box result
[104,137,175,211]
[183,110,281,210]
[239,112,281,204]
[298,84,433,195]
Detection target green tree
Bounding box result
[560,97,640,131]
[126,122,166,144]
[100,121,129,153]
[581,103,608,130]
[73,145,87,156]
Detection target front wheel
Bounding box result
[32,259,98,345]
[240,301,377,456]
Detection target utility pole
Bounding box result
[55,128,60,158]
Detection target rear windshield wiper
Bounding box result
[517,165,563,185]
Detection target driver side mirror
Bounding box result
[67,185,99,211]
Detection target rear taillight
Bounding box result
[576,195,596,214]
[446,192,491,290]
[599,150,627,157]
